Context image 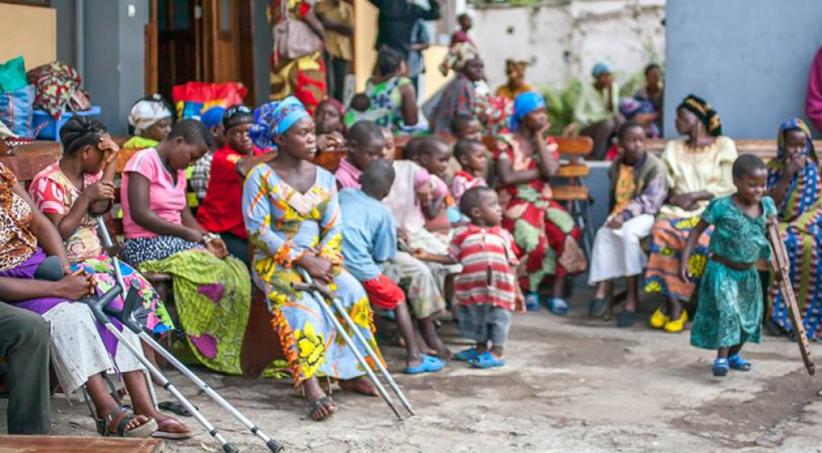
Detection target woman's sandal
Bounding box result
[469,351,506,369]
[712,358,730,377]
[307,396,336,422]
[152,418,192,440]
[95,406,157,438]
[454,348,480,362]
[649,308,670,329]
[548,298,568,316]
[728,354,752,371]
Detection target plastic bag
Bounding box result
[0,84,35,138]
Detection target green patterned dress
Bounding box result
[691,196,776,350]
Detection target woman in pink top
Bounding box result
[120,120,252,376]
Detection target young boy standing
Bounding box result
[340,160,445,374]
[415,186,523,368]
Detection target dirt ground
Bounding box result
[5,294,822,453]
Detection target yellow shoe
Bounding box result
[664,310,689,333]
[649,308,670,329]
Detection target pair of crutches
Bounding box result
[291,270,415,420]
[90,217,284,452]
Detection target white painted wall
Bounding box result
[469,0,665,90]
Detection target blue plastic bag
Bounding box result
[0,84,35,138]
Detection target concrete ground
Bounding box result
[5,294,822,453]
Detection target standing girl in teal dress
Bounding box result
[680,155,775,377]
[242,96,381,422]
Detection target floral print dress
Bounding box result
[242,164,382,389]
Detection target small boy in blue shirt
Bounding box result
[340,160,445,374]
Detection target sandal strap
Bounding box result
[156,418,181,430]
[308,396,333,413]
[116,414,136,437]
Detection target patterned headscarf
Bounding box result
[591,61,613,78]
[510,91,546,132]
[767,118,819,221]
[439,42,482,76]
[679,94,723,137]
[223,105,254,130]
[128,94,172,135]
[249,96,310,150]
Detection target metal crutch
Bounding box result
[82,284,241,453]
[95,217,286,452]
[292,270,414,419]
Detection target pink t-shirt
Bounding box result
[121,148,187,239]
[335,158,362,190]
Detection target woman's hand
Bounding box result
[206,238,228,259]
[296,254,334,284]
[317,132,344,154]
[83,181,116,204]
[670,193,696,211]
[784,153,806,178]
[183,229,205,244]
[99,137,121,164]
[52,270,95,300]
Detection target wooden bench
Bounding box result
[0,435,163,452]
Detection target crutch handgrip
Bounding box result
[103,280,144,334]
[82,285,124,326]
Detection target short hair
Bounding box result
[450,114,477,135]
[403,136,425,159]
[617,120,645,141]
[360,159,395,195]
[732,154,767,179]
[412,136,449,159]
[347,120,384,148]
[454,138,484,162]
[60,116,108,156]
[645,63,661,76]
[377,46,406,76]
[458,13,471,21]
[167,119,214,149]
[460,186,494,216]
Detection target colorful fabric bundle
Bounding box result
[26,61,82,119]
[172,82,247,120]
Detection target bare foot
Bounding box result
[339,377,378,397]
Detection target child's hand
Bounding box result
[411,248,429,261]
[678,261,690,282]
[83,181,116,203]
[785,153,806,177]
[606,215,624,229]
[417,183,434,205]
[99,137,120,164]
[515,291,526,313]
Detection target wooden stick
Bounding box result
[766,217,815,375]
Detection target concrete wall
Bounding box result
[470,0,665,91]
[664,0,822,139]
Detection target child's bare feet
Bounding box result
[339,377,378,396]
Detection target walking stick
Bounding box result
[766,216,815,375]
[95,217,285,452]
[291,270,414,420]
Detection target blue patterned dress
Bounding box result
[242,163,381,389]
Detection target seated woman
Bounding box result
[567,62,623,160]
[362,46,422,135]
[644,94,737,333]
[633,63,664,135]
[0,162,189,438]
[242,97,380,422]
[29,116,172,335]
[494,92,587,314]
[766,119,822,340]
[120,120,251,375]
[123,95,173,150]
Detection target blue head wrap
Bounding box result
[200,106,226,129]
[249,96,310,150]
[592,61,613,78]
[510,91,546,132]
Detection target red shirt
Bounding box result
[196,144,264,239]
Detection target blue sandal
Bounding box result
[525,293,541,311]
[405,354,445,374]
[548,298,568,315]
[728,354,752,371]
[469,351,506,369]
[454,348,480,362]
[712,358,729,377]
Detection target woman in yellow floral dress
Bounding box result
[242,97,380,421]
[644,95,737,333]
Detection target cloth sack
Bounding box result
[172,82,247,120]
[27,61,82,119]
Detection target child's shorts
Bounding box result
[362,274,406,310]
[458,304,512,347]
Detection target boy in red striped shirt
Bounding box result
[414,186,523,368]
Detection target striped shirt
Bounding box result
[449,225,520,310]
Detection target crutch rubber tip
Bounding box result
[267,440,285,452]
[223,443,240,453]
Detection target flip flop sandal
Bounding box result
[454,348,480,362]
[728,354,752,371]
[548,298,568,316]
[469,351,506,369]
[158,401,197,417]
[307,396,336,422]
[712,358,730,377]
[405,355,445,374]
[525,293,541,311]
[96,406,157,438]
[588,298,607,318]
[152,418,192,440]
[617,310,637,328]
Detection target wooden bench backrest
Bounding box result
[645,138,822,161]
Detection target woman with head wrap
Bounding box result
[430,43,511,137]
[644,94,737,333]
[242,96,382,422]
[120,119,252,375]
[766,119,822,340]
[568,61,623,160]
[123,95,173,150]
[493,92,587,315]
